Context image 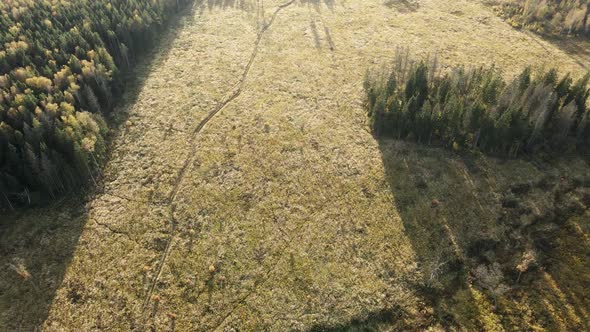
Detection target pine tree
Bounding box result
[363,51,589,156]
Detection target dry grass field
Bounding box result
[1,0,589,330]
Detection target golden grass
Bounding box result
[1,0,589,330]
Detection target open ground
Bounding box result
[1,0,589,330]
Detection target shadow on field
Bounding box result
[545,37,590,71]
[308,307,405,332]
[384,0,420,13]
[0,3,196,329]
[377,139,478,330]
[374,138,590,330]
[301,0,336,12]
[203,0,258,12]
[0,202,86,329]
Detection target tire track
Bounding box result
[141,0,296,316]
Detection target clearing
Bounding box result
[1,0,589,330]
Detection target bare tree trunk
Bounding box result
[3,192,14,211]
[90,152,102,179]
[86,162,98,187]
[24,187,31,205]
[494,293,498,310]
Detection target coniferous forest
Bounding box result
[496,0,590,36]
[0,0,193,206]
[365,50,590,156]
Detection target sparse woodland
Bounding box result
[365,49,590,156]
[494,0,590,36]
[0,0,192,207]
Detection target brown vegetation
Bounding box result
[1,0,589,331]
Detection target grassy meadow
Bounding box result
[1,0,589,330]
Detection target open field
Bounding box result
[1,0,589,330]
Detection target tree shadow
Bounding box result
[384,0,420,13]
[545,37,590,71]
[308,307,408,332]
[204,0,258,12]
[376,138,590,330]
[523,33,590,72]
[500,215,590,330]
[377,140,482,329]
[0,3,197,329]
[0,201,86,329]
[301,0,336,12]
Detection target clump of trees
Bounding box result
[0,0,193,207]
[364,49,590,155]
[494,0,590,36]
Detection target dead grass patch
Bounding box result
[1,0,589,330]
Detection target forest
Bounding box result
[0,0,192,207]
[364,49,590,156]
[495,0,590,36]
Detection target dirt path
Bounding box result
[2,0,589,330]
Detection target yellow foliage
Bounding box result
[69,82,80,92]
[25,76,53,92]
[5,40,28,51]
[45,102,58,114]
[13,67,29,82]
[64,91,75,104]
[8,25,19,35]
[81,66,94,79]
[52,67,67,87]
[14,93,25,105]
[59,102,75,115]
[81,136,96,152]
[0,75,9,89]
[62,114,78,129]
[76,111,100,134]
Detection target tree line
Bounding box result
[495,0,589,36]
[364,49,590,156]
[0,0,193,208]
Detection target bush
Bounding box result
[364,49,590,156]
[0,0,193,206]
